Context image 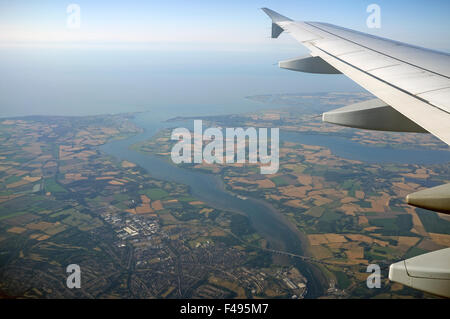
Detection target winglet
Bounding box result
[261,8,291,38]
[261,8,292,23]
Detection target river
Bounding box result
[100,110,450,298]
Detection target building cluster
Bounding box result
[100,212,160,247]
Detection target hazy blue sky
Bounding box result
[0,1,449,116]
[1,0,449,50]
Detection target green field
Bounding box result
[417,210,450,234]
[333,271,351,289]
[178,196,197,202]
[306,206,325,218]
[59,210,102,231]
[0,211,27,221]
[44,178,67,193]
[319,211,341,222]
[269,176,289,186]
[140,188,169,200]
[5,175,22,184]
[368,214,413,235]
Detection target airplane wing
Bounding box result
[262,7,450,215]
[262,8,450,298]
[261,8,450,145]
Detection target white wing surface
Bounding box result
[262,8,450,145]
[262,8,450,298]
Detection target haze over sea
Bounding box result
[2,0,449,117]
[3,45,450,165]
[0,46,364,118]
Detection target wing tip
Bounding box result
[261,8,292,22]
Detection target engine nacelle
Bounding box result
[389,248,450,298]
[279,55,341,74]
[322,98,428,133]
[407,183,450,214]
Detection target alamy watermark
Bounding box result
[66,264,81,289]
[170,120,279,174]
[66,4,81,29]
[366,4,381,29]
[366,264,381,289]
